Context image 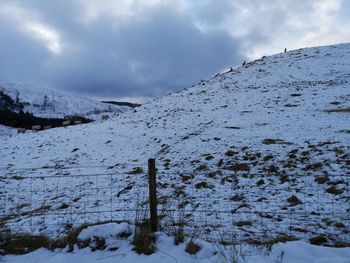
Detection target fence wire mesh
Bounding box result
[0,165,349,245]
[1,165,148,236]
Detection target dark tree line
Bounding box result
[0,110,91,130]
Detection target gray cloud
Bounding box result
[42,7,241,98]
[0,1,242,98]
[0,0,348,99]
[0,16,47,82]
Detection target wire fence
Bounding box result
[0,164,349,245]
[0,165,149,237]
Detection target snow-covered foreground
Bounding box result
[1,43,350,246]
[2,223,350,263]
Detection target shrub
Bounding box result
[195,181,210,189]
[185,238,201,255]
[326,186,344,195]
[287,195,303,206]
[234,221,252,227]
[89,236,107,251]
[172,223,185,246]
[262,139,292,145]
[225,163,250,172]
[309,235,328,245]
[0,233,50,255]
[213,232,248,263]
[127,167,144,174]
[132,219,156,255]
[315,176,329,184]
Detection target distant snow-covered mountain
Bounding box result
[0,80,127,119]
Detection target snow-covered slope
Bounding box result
[1,43,349,245]
[0,124,15,137]
[0,80,127,119]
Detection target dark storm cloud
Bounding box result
[0,1,242,98]
[48,8,241,97]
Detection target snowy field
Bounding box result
[1,43,350,260]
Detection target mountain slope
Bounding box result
[0,80,127,119]
[1,43,349,244]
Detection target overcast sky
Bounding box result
[0,0,349,101]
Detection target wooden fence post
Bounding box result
[148,158,158,232]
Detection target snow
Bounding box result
[78,222,130,240]
[0,125,15,137]
[0,80,128,119]
[257,241,350,263]
[1,43,350,259]
[2,223,350,263]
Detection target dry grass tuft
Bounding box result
[262,139,293,145]
[324,108,350,113]
[287,195,303,206]
[185,238,201,255]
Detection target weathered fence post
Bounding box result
[148,158,158,232]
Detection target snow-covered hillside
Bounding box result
[1,43,349,246]
[0,124,15,137]
[0,80,127,119]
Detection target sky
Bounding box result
[0,0,349,101]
